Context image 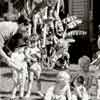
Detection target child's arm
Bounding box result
[44,86,54,100]
[75,86,83,98]
[24,48,34,61]
[86,75,93,90]
[75,86,89,100]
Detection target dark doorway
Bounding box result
[69,36,91,64]
[93,0,100,52]
[93,0,100,33]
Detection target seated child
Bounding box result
[44,71,71,100]
[76,56,93,91]
[74,76,89,100]
[71,56,93,100]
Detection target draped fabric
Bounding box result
[11,0,64,18]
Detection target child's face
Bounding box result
[56,71,70,88]
[81,64,89,72]
[75,81,80,86]
[18,47,24,53]
[56,79,69,87]
[79,56,90,72]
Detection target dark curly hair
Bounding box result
[17,15,31,25]
[77,76,84,85]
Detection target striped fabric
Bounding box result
[62,16,82,29]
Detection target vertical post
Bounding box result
[68,0,72,15]
[8,0,13,14]
[88,0,94,55]
[89,0,93,42]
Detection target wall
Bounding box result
[68,0,92,63]
[69,0,89,31]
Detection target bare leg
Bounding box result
[37,79,41,91]
[12,83,18,99]
[12,70,18,99]
[25,72,34,98]
[36,79,44,97]
[36,71,43,97]
[19,72,26,98]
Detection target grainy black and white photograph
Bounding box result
[0,0,100,100]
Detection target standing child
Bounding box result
[11,47,28,99]
[24,46,42,98]
[44,71,71,100]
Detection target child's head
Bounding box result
[54,54,69,70]
[78,56,90,72]
[56,71,70,86]
[76,76,84,85]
